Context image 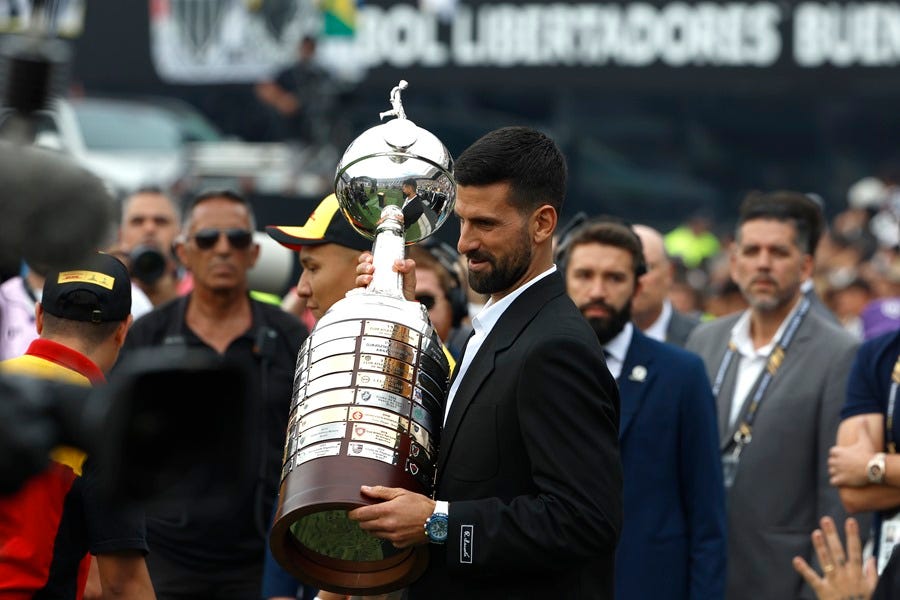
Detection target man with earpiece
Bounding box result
[559,218,726,600]
[408,242,472,361]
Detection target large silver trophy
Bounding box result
[270,81,456,595]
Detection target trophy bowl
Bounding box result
[270,81,456,595]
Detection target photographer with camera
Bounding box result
[0,252,156,599]
[118,186,184,307]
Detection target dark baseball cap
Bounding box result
[42,253,132,323]
[266,194,371,253]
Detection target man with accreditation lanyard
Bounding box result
[829,326,900,576]
[686,191,858,599]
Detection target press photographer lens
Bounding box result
[129,244,167,285]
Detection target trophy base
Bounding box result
[271,455,429,595]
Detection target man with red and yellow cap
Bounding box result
[0,252,155,600]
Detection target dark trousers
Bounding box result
[147,550,264,600]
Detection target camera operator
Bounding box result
[0,252,155,599]
[118,186,183,307]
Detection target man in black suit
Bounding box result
[401,178,434,238]
[350,127,623,599]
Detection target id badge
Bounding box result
[722,453,739,489]
[879,512,900,575]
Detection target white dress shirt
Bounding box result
[602,322,633,381]
[642,299,673,343]
[727,297,802,426]
[444,265,557,423]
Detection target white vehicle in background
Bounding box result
[28,96,329,198]
[33,97,189,195]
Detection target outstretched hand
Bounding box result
[355,252,418,301]
[792,516,878,600]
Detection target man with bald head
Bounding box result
[632,224,700,347]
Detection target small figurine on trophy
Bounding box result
[269,81,456,595]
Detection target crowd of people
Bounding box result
[3,123,900,600]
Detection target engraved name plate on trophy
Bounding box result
[269,81,456,595]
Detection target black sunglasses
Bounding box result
[192,228,253,250]
[416,294,436,310]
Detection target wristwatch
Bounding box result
[867,452,887,484]
[424,500,449,544]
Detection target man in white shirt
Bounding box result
[686,190,859,600]
[350,126,622,599]
[631,224,700,347]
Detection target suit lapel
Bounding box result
[719,314,816,450]
[666,312,687,345]
[617,330,655,441]
[437,273,565,477]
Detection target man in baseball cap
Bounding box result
[267,193,371,319]
[41,252,132,325]
[264,194,376,599]
[0,252,152,599]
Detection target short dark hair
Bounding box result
[41,312,123,351]
[402,179,417,191]
[559,219,646,278]
[133,184,166,196]
[184,189,257,232]
[454,126,567,214]
[737,191,822,254]
[121,186,181,224]
[409,245,454,293]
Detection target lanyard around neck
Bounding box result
[714,297,811,448]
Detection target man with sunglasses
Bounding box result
[120,190,308,600]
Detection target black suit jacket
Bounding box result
[411,272,623,599]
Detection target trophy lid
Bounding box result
[334,81,455,244]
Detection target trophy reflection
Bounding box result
[269,81,456,595]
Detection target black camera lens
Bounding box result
[130,245,166,285]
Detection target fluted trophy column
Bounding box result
[269,81,456,595]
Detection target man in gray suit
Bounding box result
[686,191,859,600]
[632,224,700,347]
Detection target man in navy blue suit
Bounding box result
[560,219,727,600]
